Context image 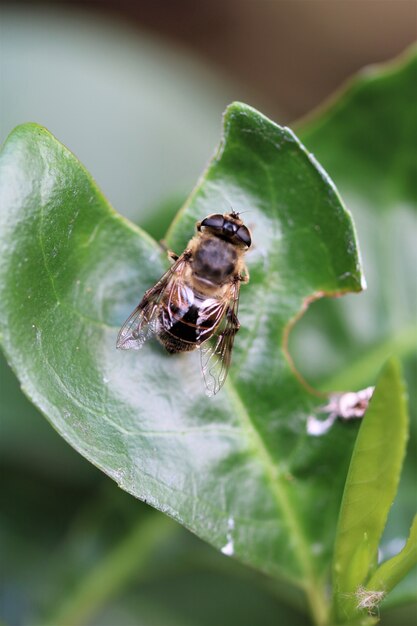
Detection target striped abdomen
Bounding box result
[158,287,222,353]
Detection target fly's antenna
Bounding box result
[226,202,251,220]
[226,201,239,219]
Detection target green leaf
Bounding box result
[367,515,417,597]
[0,104,363,624]
[332,358,409,622]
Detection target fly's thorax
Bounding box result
[191,234,241,286]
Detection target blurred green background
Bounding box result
[1,2,416,625]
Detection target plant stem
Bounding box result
[305,580,329,626]
[43,511,176,626]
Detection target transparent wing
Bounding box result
[199,280,241,397]
[116,255,189,350]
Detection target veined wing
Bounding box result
[199,280,241,397]
[116,255,190,350]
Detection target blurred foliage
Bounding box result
[0,31,416,626]
[295,47,417,613]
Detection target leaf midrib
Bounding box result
[225,382,317,581]
[225,382,328,624]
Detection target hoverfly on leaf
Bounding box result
[117,212,251,396]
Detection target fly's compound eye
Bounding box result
[200,214,225,231]
[236,225,251,247]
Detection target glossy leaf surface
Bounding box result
[332,359,409,622]
[0,103,363,616]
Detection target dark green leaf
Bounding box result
[332,359,409,622]
[0,105,363,622]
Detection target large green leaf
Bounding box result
[332,359,409,622]
[0,104,364,622]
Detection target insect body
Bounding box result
[116,212,252,396]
